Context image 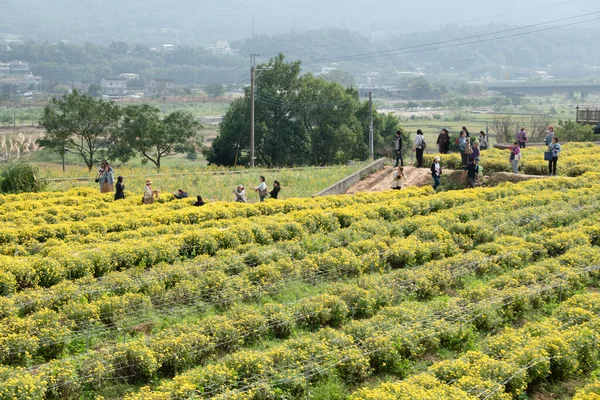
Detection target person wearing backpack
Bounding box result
[394,130,404,167]
[412,129,426,168]
[254,176,269,202]
[547,137,561,176]
[516,127,528,148]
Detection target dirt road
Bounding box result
[345,166,434,194]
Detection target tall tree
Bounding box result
[116,105,200,170]
[38,90,121,171]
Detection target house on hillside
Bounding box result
[0,62,9,75]
[9,60,29,74]
[100,77,127,97]
[145,79,175,96]
[118,73,140,81]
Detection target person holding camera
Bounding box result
[96,161,114,193]
[233,184,247,203]
[143,179,159,204]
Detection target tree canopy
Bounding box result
[38,90,121,171]
[205,54,405,167]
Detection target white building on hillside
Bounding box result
[101,77,128,96]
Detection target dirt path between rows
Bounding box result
[345,166,551,194]
[346,166,434,194]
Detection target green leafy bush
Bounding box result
[0,162,47,194]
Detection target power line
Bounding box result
[302,11,600,64]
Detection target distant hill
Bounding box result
[0,0,597,45]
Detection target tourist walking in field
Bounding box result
[459,131,468,168]
[436,129,450,154]
[270,180,281,199]
[516,127,528,148]
[233,184,247,203]
[508,142,521,173]
[392,166,406,190]
[464,158,479,188]
[548,137,561,176]
[413,129,426,168]
[114,176,125,200]
[254,176,269,202]
[469,141,480,162]
[545,126,555,146]
[193,196,205,206]
[479,131,489,150]
[431,156,442,190]
[394,130,404,167]
[97,161,114,193]
[143,179,159,204]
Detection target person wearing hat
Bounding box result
[431,156,442,190]
[436,129,450,154]
[545,126,555,146]
[143,179,159,204]
[233,184,247,203]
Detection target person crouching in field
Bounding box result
[233,184,247,203]
[392,166,406,190]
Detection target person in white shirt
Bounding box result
[412,129,425,168]
[431,156,442,190]
[392,166,406,190]
[143,179,159,204]
[254,176,269,202]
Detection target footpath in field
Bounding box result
[346,165,549,194]
[346,165,439,193]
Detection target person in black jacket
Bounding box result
[464,158,479,189]
[270,180,281,199]
[193,196,205,206]
[436,129,450,154]
[114,176,125,200]
[394,130,403,167]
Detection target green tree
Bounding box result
[38,90,121,171]
[205,84,226,98]
[203,97,250,166]
[296,75,362,164]
[322,70,356,88]
[117,105,200,170]
[87,84,102,97]
[407,77,433,100]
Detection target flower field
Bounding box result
[423,142,600,177]
[1,172,600,399]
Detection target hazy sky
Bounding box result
[0,0,598,42]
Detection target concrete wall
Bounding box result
[313,158,386,197]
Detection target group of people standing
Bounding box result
[394,124,563,192]
[96,161,125,200]
[232,176,281,203]
[507,126,561,175]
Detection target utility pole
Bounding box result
[250,54,258,168]
[250,54,271,168]
[368,91,374,160]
